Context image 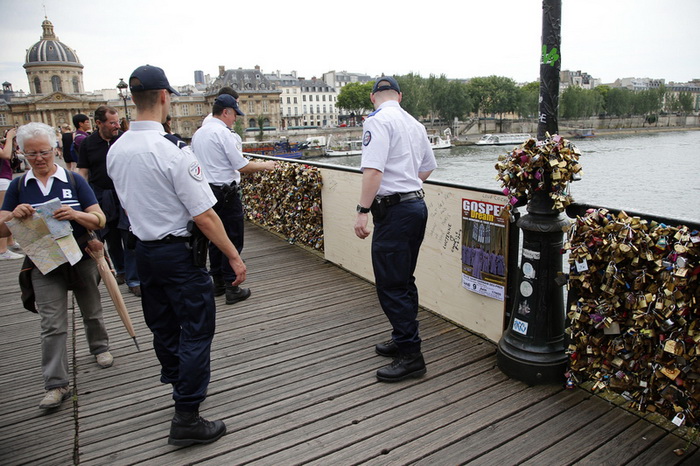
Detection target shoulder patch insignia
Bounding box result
[164,133,187,149]
[363,131,372,146]
[188,161,204,181]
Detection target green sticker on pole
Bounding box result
[541,45,560,66]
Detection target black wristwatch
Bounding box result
[356,204,370,214]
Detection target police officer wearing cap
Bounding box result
[191,94,276,303]
[354,76,437,382]
[107,65,246,447]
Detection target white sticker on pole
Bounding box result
[523,249,540,260]
[513,318,529,335]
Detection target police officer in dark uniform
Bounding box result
[354,76,437,382]
[107,65,246,446]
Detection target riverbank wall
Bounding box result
[450,114,700,139]
[249,114,700,148]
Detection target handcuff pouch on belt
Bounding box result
[212,181,241,209]
[370,197,389,222]
[186,220,209,268]
[370,190,425,222]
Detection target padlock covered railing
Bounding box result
[563,205,700,427]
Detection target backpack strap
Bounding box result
[16,173,27,195]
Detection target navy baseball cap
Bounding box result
[372,76,401,94]
[215,94,245,116]
[129,65,180,96]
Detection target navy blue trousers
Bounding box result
[135,240,216,412]
[371,199,428,354]
[208,188,244,283]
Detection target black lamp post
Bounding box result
[497,0,568,385]
[117,78,129,121]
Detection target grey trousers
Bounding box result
[31,258,110,390]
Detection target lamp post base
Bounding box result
[497,337,567,385]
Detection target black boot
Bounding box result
[375,339,400,357]
[212,275,225,297]
[225,284,251,305]
[168,410,226,446]
[376,352,426,382]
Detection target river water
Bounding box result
[311,130,700,224]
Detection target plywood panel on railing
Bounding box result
[321,167,508,343]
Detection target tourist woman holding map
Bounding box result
[0,122,114,410]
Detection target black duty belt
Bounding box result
[141,235,191,244]
[209,182,240,193]
[376,189,425,207]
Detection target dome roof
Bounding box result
[24,19,82,68]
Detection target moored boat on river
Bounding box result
[475,133,531,146]
[571,128,595,138]
[325,137,363,156]
[429,128,452,149]
[243,139,307,159]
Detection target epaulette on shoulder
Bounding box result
[163,133,188,150]
[367,108,382,117]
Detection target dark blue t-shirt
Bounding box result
[2,167,99,244]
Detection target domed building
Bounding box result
[0,18,105,131]
[24,18,85,95]
[0,20,287,139]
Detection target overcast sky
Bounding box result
[1,0,698,94]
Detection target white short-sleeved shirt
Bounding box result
[191,118,249,186]
[360,100,437,196]
[106,120,217,241]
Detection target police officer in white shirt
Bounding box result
[354,76,437,382]
[107,64,245,447]
[191,93,276,304]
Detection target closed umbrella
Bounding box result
[86,235,140,351]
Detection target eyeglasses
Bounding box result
[21,149,54,159]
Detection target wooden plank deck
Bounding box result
[0,222,697,465]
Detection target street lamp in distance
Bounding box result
[117,78,129,121]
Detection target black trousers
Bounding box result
[136,240,216,412]
[208,186,244,283]
[371,198,428,354]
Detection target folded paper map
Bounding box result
[6,198,82,274]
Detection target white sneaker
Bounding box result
[96,351,114,368]
[8,242,22,253]
[39,386,72,409]
[0,250,24,260]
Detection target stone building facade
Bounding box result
[206,66,282,130]
[299,78,337,127]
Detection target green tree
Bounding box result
[518,81,539,118]
[632,89,657,117]
[395,73,428,118]
[678,92,694,114]
[439,79,470,124]
[233,120,244,138]
[560,86,603,118]
[594,85,611,115]
[256,115,266,141]
[336,82,374,124]
[427,76,470,124]
[464,76,490,115]
[605,88,633,116]
[466,75,520,131]
[426,74,449,122]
